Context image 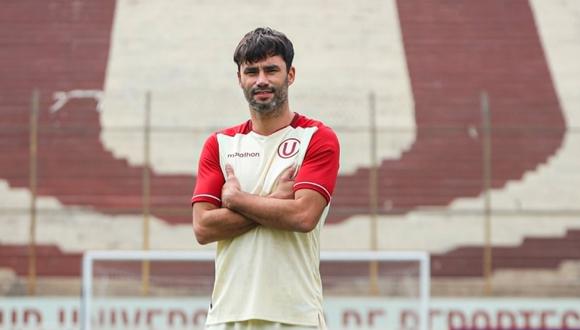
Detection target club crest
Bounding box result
[277,138,300,158]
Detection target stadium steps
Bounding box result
[0,0,578,288]
[431,229,580,277]
[1,230,578,278]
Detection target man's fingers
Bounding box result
[280,165,296,180]
[225,164,236,179]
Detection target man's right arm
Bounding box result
[192,202,257,245]
[192,165,297,245]
[193,133,256,245]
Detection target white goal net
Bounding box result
[82,250,430,330]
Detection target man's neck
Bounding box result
[250,105,294,136]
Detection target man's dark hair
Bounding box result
[233,27,294,72]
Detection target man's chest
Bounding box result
[217,127,317,195]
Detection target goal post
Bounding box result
[82,250,430,330]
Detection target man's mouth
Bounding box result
[253,89,274,100]
[253,89,273,95]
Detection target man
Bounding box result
[192,27,340,330]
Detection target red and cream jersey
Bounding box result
[191,112,340,326]
[192,113,339,206]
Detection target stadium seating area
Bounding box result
[1,0,579,296]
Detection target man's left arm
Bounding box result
[222,126,339,233]
[222,165,327,232]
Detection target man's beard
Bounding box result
[243,81,288,114]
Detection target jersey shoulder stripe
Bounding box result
[219,120,252,137]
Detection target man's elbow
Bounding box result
[192,220,211,245]
[296,216,318,233]
[194,230,211,245]
[194,233,209,245]
[292,192,326,233]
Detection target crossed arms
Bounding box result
[192,165,328,245]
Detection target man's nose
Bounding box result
[256,70,269,86]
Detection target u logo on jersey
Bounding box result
[278,138,300,159]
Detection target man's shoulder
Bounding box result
[293,113,338,141]
[216,119,253,137]
[200,120,251,149]
[292,113,335,132]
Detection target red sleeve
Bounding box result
[191,134,223,207]
[293,126,340,203]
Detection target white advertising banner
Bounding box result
[0,297,579,330]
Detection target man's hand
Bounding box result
[218,164,326,233]
[269,165,295,199]
[221,164,241,209]
[192,202,257,245]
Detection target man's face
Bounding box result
[238,55,295,114]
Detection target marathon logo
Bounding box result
[227,152,260,158]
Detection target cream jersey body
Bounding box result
[192,113,340,326]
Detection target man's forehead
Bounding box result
[240,55,286,70]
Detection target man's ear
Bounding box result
[287,66,296,86]
[237,71,242,86]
